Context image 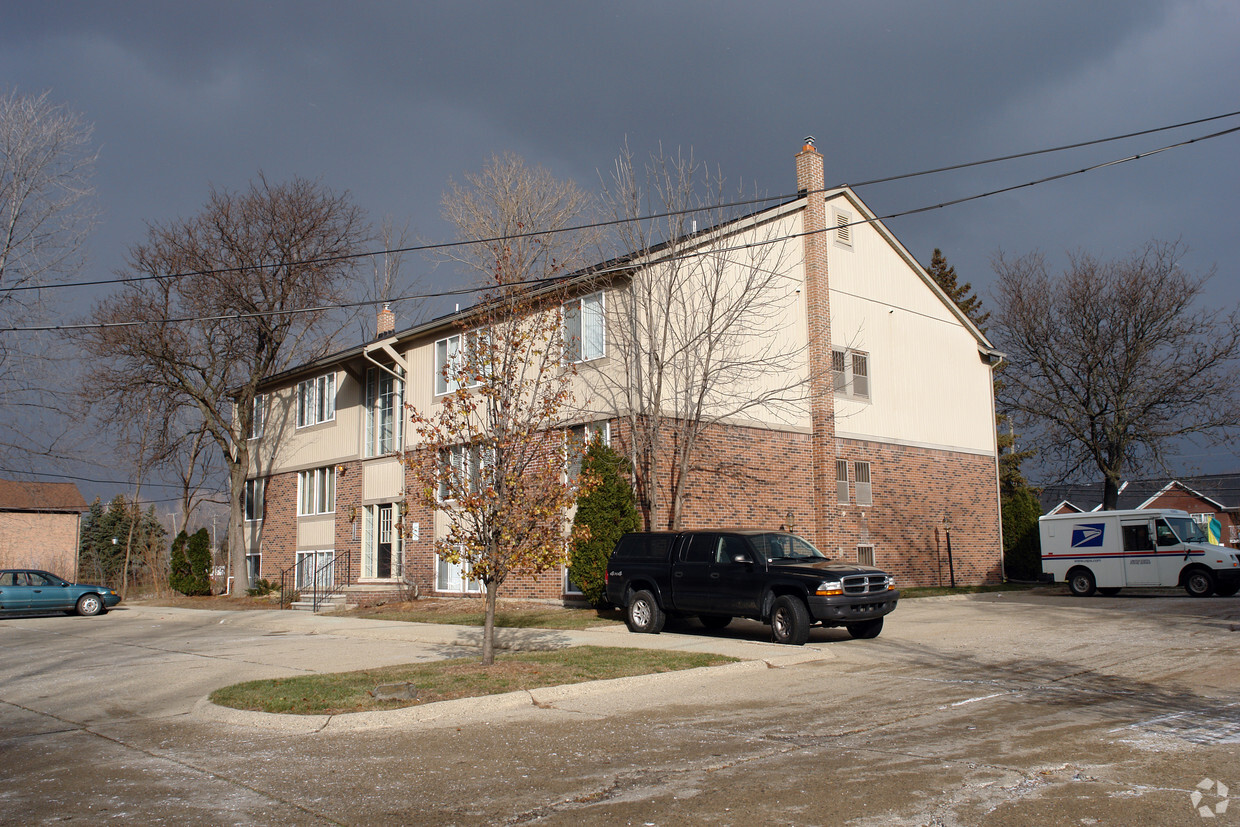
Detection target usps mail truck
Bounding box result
[1040,509,1240,597]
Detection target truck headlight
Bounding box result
[816,580,843,596]
[885,576,896,590]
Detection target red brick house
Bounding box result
[243,141,1004,604]
[1040,475,1240,548]
[0,480,89,579]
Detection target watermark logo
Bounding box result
[1192,778,1229,818]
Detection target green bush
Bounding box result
[169,528,212,596]
[569,438,639,606]
[246,578,275,597]
[1002,487,1042,581]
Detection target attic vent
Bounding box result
[835,210,852,247]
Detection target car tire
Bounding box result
[770,595,810,646]
[1215,582,1240,597]
[699,614,731,630]
[1067,569,1096,597]
[625,589,665,634]
[1098,587,1122,596]
[76,594,104,617]
[846,618,884,639]
[1183,568,1216,598]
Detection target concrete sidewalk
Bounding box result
[113,604,833,733]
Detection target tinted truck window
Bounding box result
[613,533,675,561]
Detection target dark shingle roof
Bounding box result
[1038,473,1240,514]
[0,480,89,512]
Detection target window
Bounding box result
[833,348,871,401]
[295,549,335,590]
[855,461,872,506]
[564,291,605,363]
[365,366,403,457]
[296,373,336,428]
[833,208,853,248]
[248,394,266,440]
[437,551,482,593]
[244,478,264,522]
[298,467,335,515]
[1121,523,1154,552]
[438,444,492,502]
[836,460,850,504]
[567,421,610,480]
[857,544,875,567]
[246,551,261,583]
[434,330,487,396]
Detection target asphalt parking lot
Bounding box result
[2,591,1238,825]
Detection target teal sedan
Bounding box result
[0,569,121,616]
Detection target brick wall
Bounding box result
[0,512,81,578]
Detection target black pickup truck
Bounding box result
[604,529,899,645]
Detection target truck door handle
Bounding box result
[709,572,720,580]
[673,571,683,578]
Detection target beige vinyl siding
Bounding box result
[362,457,404,501]
[297,516,334,548]
[248,369,360,475]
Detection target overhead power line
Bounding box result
[3,117,1240,334]
[4,109,1238,298]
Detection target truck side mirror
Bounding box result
[733,554,751,565]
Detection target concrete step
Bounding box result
[289,594,347,613]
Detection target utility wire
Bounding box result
[3,119,1239,334]
[4,109,1238,296]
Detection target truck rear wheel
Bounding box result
[770,596,810,646]
[1067,568,1096,597]
[626,589,665,634]
[1183,569,1216,598]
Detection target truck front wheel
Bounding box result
[847,618,884,639]
[1067,568,1096,597]
[770,596,810,646]
[626,589,666,634]
[1183,568,1216,598]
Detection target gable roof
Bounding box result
[1039,473,1240,514]
[0,480,89,513]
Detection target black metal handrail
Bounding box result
[277,564,294,609]
[309,550,352,612]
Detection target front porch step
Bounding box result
[289,593,347,613]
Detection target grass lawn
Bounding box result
[900,582,1039,599]
[209,645,736,715]
[342,598,625,629]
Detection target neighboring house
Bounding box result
[244,140,1004,604]
[1040,475,1240,548]
[0,480,89,578]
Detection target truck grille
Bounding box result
[842,574,890,595]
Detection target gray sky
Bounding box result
[3,0,1238,500]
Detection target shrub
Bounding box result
[569,438,639,605]
[169,528,212,596]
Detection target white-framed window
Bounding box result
[244,478,265,522]
[248,394,266,440]
[362,503,402,580]
[437,444,493,502]
[855,461,873,506]
[296,373,336,428]
[564,567,584,596]
[246,551,262,583]
[857,544,875,567]
[833,208,853,248]
[567,421,610,480]
[298,467,335,515]
[836,459,850,504]
[564,291,605,363]
[436,550,482,593]
[833,348,871,401]
[365,366,403,457]
[295,549,335,591]
[434,330,487,396]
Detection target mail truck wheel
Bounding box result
[1067,568,1096,597]
[1183,568,1216,598]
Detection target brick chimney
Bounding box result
[796,137,837,553]
[376,303,395,337]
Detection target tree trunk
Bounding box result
[482,579,498,666]
[228,457,250,594]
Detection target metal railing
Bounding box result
[277,551,353,612]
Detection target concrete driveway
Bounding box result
[2,593,1239,825]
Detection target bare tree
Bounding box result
[991,240,1240,510]
[594,145,803,530]
[407,154,595,665]
[80,175,367,592]
[0,89,97,462]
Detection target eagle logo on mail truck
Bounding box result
[1071,523,1106,548]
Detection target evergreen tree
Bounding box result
[569,437,640,606]
[927,248,989,329]
[928,248,1040,578]
[170,528,211,596]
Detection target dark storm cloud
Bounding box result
[2,0,1237,484]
